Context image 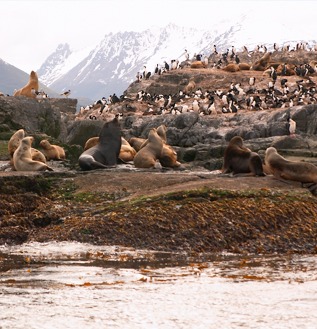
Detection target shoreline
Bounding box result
[1,167,316,254]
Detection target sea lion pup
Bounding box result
[78,116,122,171]
[39,139,66,160]
[13,71,39,98]
[13,136,53,171]
[222,136,265,176]
[264,147,317,188]
[133,128,164,168]
[8,129,47,167]
[156,125,181,168]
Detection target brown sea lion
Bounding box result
[39,139,66,160]
[276,63,296,76]
[13,136,53,171]
[8,129,25,158]
[119,137,137,162]
[251,52,272,71]
[129,137,146,152]
[133,128,163,168]
[13,71,39,98]
[264,147,317,183]
[222,136,265,176]
[156,125,181,168]
[31,149,47,164]
[238,63,251,70]
[84,137,99,151]
[223,63,240,72]
[183,78,196,94]
[190,61,206,69]
[78,116,122,171]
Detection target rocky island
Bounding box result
[1,48,317,254]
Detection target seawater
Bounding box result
[0,242,317,329]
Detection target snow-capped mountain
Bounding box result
[37,12,317,101]
[37,24,221,101]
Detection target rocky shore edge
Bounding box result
[1,168,316,255]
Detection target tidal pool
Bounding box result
[0,242,316,329]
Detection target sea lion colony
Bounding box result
[4,42,317,195]
[6,120,317,196]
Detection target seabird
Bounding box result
[61,90,71,97]
[249,77,256,86]
[287,117,296,137]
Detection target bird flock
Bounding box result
[73,42,317,120]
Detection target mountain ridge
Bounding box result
[36,18,316,100]
[1,15,316,100]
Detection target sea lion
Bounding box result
[190,61,206,69]
[222,136,265,176]
[78,116,122,170]
[133,128,164,168]
[119,137,137,162]
[238,63,251,70]
[156,125,181,168]
[39,139,66,160]
[128,137,146,152]
[13,136,53,171]
[8,129,47,168]
[84,136,99,151]
[31,148,47,164]
[8,129,25,158]
[84,136,136,162]
[223,63,240,72]
[251,52,272,71]
[13,71,39,98]
[264,147,317,184]
[183,78,196,94]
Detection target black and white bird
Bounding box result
[61,89,71,98]
[270,66,277,82]
[249,77,256,86]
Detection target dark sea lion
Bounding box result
[84,136,136,162]
[222,136,265,176]
[78,116,122,170]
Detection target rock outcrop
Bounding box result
[0,96,76,141]
[2,94,317,169]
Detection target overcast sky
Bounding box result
[1,0,316,73]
